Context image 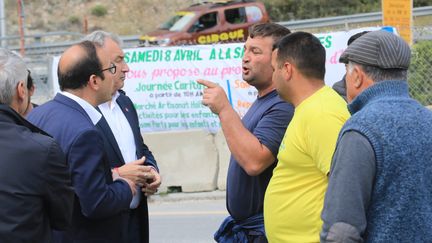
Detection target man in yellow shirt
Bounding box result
[264,31,350,242]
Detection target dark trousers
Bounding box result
[247,233,268,243]
[125,208,141,243]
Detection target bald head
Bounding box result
[58,41,106,91]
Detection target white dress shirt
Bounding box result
[61,91,101,125]
[99,92,141,209]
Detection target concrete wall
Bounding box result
[143,130,230,193]
[214,131,230,190]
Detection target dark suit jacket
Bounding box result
[97,92,158,243]
[332,75,347,101]
[0,104,73,242]
[28,93,133,243]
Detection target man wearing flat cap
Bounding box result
[320,30,432,242]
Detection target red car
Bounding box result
[139,0,269,46]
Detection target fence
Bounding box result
[409,35,432,106]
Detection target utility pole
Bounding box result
[0,0,5,47]
[17,0,25,56]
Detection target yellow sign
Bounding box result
[197,29,244,44]
[382,0,413,45]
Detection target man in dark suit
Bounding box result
[83,31,161,243]
[28,41,141,243]
[0,48,73,242]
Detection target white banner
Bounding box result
[50,27,395,133]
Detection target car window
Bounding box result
[160,11,196,32]
[191,12,218,32]
[225,7,247,24]
[245,6,263,23]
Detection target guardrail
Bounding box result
[5,6,432,58]
[277,6,432,30]
[8,35,141,57]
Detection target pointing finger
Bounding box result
[197,79,217,88]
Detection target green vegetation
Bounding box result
[408,40,432,105]
[90,4,108,17]
[264,0,432,21]
[68,15,80,25]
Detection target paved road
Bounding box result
[149,199,228,243]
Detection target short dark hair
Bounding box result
[276,31,326,80]
[248,23,291,49]
[26,70,33,90]
[347,31,370,46]
[58,41,104,91]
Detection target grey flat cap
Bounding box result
[339,30,411,69]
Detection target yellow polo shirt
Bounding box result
[264,86,350,242]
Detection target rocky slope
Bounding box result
[5,0,196,39]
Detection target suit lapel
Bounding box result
[96,107,125,165]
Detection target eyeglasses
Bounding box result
[100,63,117,74]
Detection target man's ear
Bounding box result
[88,74,100,91]
[16,80,27,101]
[283,61,293,82]
[353,66,373,90]
[352,65,363,89]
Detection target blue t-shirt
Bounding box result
[226,89,294,221]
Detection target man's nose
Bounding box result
[242,53,249,63]
[122,62,130,73]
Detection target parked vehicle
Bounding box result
[139,0,269,46]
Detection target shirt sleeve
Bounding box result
[253,101,294,158]
[307,112,346,175]
[320,131,376,243]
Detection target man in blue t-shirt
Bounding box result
[198,23,294,242]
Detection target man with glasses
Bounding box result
[83,30,161,243]
[28,41,137,242]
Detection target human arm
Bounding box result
[69,130,134,219]
[197,79,293,176]
[320,131,376,243]
[43,140,74,230]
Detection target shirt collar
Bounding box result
[99,91,120,110]
[61,91,102,125]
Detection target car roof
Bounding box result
[184,0,261,12]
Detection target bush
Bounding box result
[264,0,432,21]
[68,15,80,25]
[91,4,107,17]
[408,40,432,105]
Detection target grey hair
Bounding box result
[82,30,123,47]
[0,49,28,105]
[348,61,407,82]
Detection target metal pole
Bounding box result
[0,0,5,47]
[17,0,25,56]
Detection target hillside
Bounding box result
[5,0,195,38]
[5,0,432,41]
